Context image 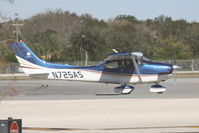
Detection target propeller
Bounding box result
[172,65,182,85]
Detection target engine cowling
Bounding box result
[114,85,135,95]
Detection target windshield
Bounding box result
[139,56,151,64]
[143,56,151,62]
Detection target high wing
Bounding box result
[105,52,143,61]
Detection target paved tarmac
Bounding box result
[0,78,198,100]
[0,78,199,133]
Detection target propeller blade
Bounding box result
[174,69,176,85]
[172,65,181,85]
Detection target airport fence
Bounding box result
[0,60,199,74]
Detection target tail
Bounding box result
[10,41,47,75]
[10,41,75,76]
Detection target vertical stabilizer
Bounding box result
[10,41,47,74]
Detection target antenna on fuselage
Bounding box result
[112,49,118,53]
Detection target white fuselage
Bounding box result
[22,67,170,84]
[18,55,171,84]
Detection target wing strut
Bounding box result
[131,54,142,83]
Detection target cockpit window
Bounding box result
[139,56,151,64]
[104,59,134,73]
[105,61,118,69]
[143,56,151,62]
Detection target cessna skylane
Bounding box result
[10,41,181,94]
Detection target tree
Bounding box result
[115,15,139,24]
[31,29,61,61]
[0,9,199,63]
[154,36,193,59]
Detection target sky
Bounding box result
[0,0,199,22]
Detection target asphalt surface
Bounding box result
[0,78,199,133]
[0,78,199,100]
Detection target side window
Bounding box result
[104,59,134,73]
[135,58,140,65]
[123,59,134,73]
[105,61,118,69]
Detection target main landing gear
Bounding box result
[150,84,167,94]
[114,85,135,95]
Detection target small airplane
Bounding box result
[9,41,181,95]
